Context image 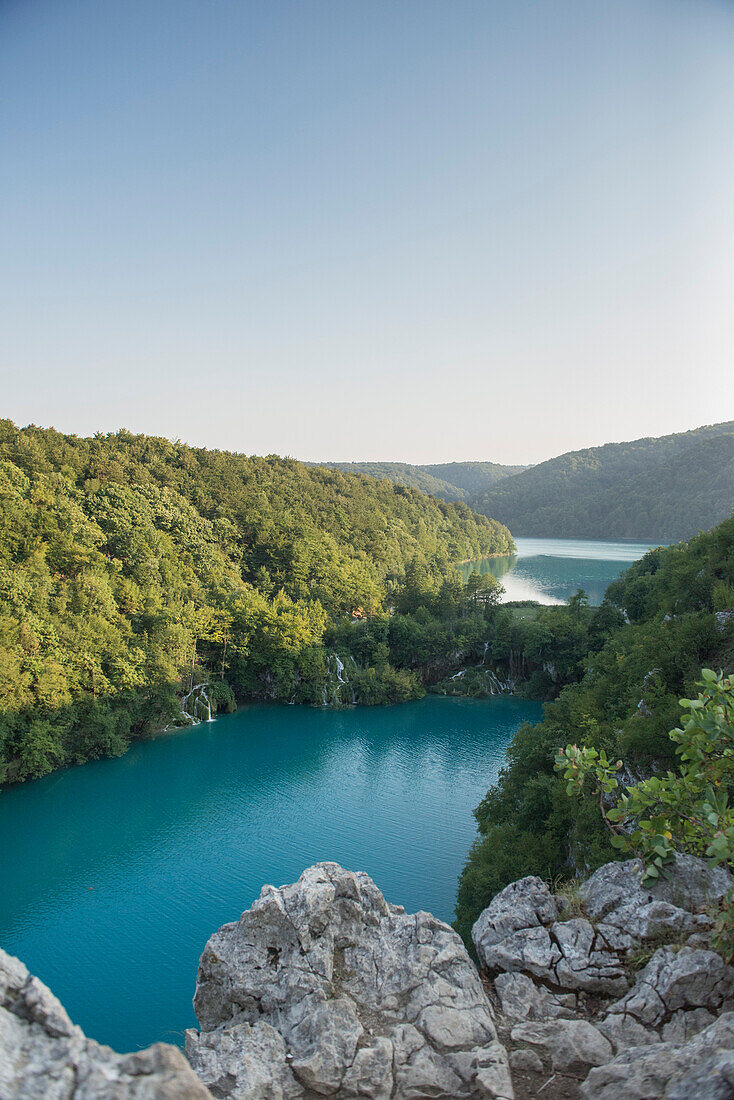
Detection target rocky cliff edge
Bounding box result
[2,854,734,1099]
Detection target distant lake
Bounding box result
[0,696,540,1054]
[458,536,664,605]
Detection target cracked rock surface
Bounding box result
[472,854,734,1098]
[0,948,211,1099]
[186,862,513,1099]
[604,946,734,1028]
[3,854,733,1100]
[580,1011,734,1099]
[472,878,628,996]
[579,855,730,940]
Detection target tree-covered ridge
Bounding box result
[421,462,528,497]
[454,515,734,943]
[469,421,734,540]
[312,460,526,503]
[0,420,513,783]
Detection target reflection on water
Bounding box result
[0,696,540,1053]
[458,536,663,605]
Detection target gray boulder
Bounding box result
[581,1011,734,1099]
[508,1048,543,1074]
[471,877,557,958]
[509,1018,614,1073]
[598,1012,660,1052]
[493,972,576,1022]
[472,879,627,996]
[0,948,211,1100]
[579,854,732,940]
[605,946,734,1028]
[470,856,734,1094]
[186,863,513,1099]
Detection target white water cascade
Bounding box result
[166,683,215,729]
[442,641,518,696]
[322,653,356,707]
[484,669,516,695]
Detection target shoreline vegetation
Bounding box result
[2,417,731,808]
[454,513,734,944]
[0,419,517,786]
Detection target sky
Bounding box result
[1,0,733,465]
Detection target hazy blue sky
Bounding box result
[2,0,733,464]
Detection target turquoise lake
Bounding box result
[458,535,662,605]
[0,536,658,1054]
[0,696,541,1053]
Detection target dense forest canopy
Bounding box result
[469,421,734,540]
[455,514,734,943]
[0,420,514,784]
[312,460,526,503]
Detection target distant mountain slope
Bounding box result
[313,460,526,502]
[470,422,734,540]
[421,461,527,496]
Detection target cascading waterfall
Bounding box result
[484,669,516,695]
[166,683,215,729]
[479,640,515,693]
[442,641,517,695]
[322,653,355,707]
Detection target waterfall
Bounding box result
[485,669,516,696]
[166,683,215,729]
[322,653,354,707]
[482,642,489,664]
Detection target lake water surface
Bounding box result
[458,536,662,605]
[0,696,541,1053]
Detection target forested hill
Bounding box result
[0,420,512,783]
[312,460,526,502]
[469,421,734,540]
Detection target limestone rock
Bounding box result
[471,857,734,1095]
[471,877,560,981]
[661,1007,717,1044]
[551,918,628,995]
[579,854,732,941]
[598,1013,659,1052]
[0,948,211,1100]
[493,972,576,1022]
[473,879,627,996]
[478,925,561,981]
[186,863,513,1099]
[184,1021,302,1099]
[508,1048,543,1074]
[605,947,734,1027]
[472,877,557,962]
[580,1011,734,1099]
[509,1018,613,1074]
